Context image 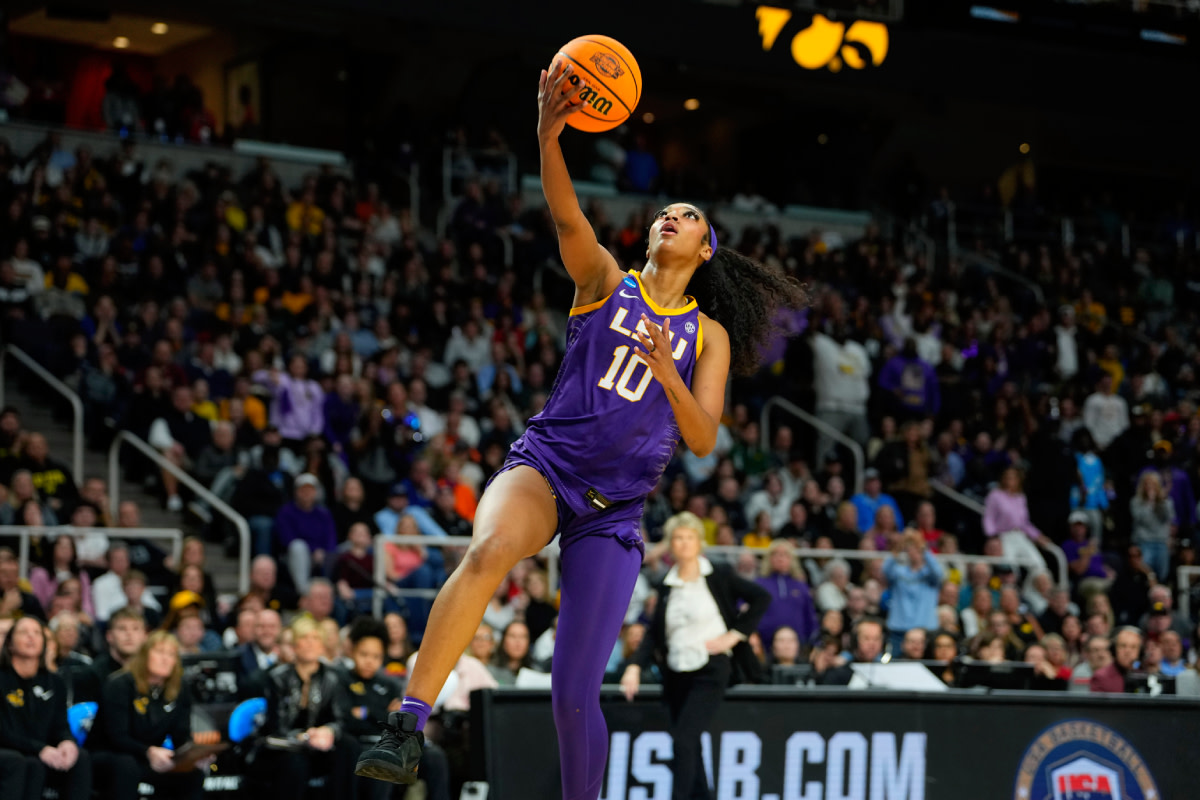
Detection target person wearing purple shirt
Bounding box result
[983,467,1052,574]
[755,541,819,647]
[877,339,940,420]
[1062,511,1115,596]
[322,374,361,460]
[275,473,338,594]
[253,355,325,450]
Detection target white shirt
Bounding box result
[1082,391,1129,449]
[1055,325,1078,379]
[443,327,493,373]
[11,257,44,294]
[92,571,162,622]
[744,488,797,533]
[74,531,111,565]
[810,333,871,414]
[412,403,446,441]
[663,557,728,673]
[815,580,848,612]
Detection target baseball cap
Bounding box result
[864,468,881,480]
[1153,440,1173,455]
[169,590,205,611]
[1068,510,1089,526]
[389,482,409,498]
[295,473,320,489]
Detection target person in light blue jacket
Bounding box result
[882,529,945,654]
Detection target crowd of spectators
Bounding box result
[2,122,1200,793]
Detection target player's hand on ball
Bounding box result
[634,314,677,384]
[537,59,588,143]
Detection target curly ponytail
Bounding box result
[686,246,808,376]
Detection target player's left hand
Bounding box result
[634,314,679,385]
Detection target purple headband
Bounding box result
[707,223,718,262]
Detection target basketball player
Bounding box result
[356,58,806,800]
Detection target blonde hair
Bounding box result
[125,630,184,703]
[664,511,706,547]
[1136,471,1163,500]
[760,539,805,580]
[290,615,321,642]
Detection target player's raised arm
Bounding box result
[537,59,621,304]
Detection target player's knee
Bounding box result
[550,679,593,723]
[460,530,524,578]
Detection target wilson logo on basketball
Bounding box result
[578,87,614,116]
[590,52,624,79]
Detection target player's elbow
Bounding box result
[689,437,717,459]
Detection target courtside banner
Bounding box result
[470,687,1197,800]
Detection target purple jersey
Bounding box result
[517,271,703,506]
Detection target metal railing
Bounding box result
[442,146,519,208]
[108,431,250,594]
[368,534,1059,622]
[0,344,84,481]
[958,251,1045,306]
[704,544,1046,575]
[1177,566,1200,623]
[931,479,983,514]
[760,396,865,495]
[4,525,183,578]
[372,534,560,618]
[930,480,1069,590]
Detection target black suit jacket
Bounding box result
[238,642,269,677]
[634,561,772,685]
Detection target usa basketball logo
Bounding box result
[1013,720,1159,800]
[684,321,696,334]
[590,51,624,79]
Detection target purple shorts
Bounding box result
[489,436,645,556]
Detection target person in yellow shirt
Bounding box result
[220,376,268,431]
[743,510,775,549]
[281,276,314,316]
[218,190,247,232]
[45,255,90,296]
[1096,344,1125,391]
[1074,289,1106,336]
[286,189,325,236]
[191,379,220,421]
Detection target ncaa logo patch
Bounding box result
[684,321,696,334]
[1013,720,1159,800]
[623,276,637,288]
[590,52,624,79]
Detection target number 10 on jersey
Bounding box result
[598,345,655,402]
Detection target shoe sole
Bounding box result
[355,758,419,785]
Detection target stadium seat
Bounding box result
[67,702,98,746]
[227,696,267,743]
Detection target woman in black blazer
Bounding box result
[621,512,771,800]
[88,631,210,800]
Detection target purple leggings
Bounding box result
[551,532,643,800]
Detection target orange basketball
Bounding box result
[556,35,641,133]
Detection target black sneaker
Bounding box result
[355,711,424,784]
